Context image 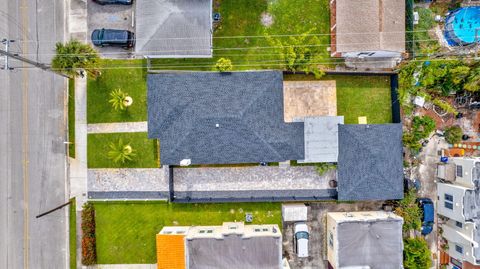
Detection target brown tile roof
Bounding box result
[156,234,186,269]
[335,0,405,53]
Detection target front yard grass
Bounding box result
[87,132,159,168]
[285,74,392,124]
[149,0,331,71]
[93,201,282,264]
[87,59,147,123]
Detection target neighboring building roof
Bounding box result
[156,233,186,269]
[335,0,405,54]
[135,0,212,58]
[331,211,404,269]
[148,71,304,165]
[185,223,282,269]
[300,116,344,163]
[156,223,282,269]
[337,124,403,201]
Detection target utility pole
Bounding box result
[1,39,14,70]
[0,38,70,78]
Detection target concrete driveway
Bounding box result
[87,1,135,58]
[282,201,385,269]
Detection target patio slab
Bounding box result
[283,80,337,122]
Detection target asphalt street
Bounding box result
[0,0,67,268]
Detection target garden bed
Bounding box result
[87,132,159,168]
[93,201,282,264]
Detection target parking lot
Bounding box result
[282,201,385,269]
[87,1,135,58]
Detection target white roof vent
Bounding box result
[215,123,220,128]
[180,159,191,166]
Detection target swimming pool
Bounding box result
[444,7,480,46]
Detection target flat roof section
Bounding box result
[300,116,344,163]
[135,0,212,58]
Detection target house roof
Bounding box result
[337,124,404,200]
[335,0,405,53]
[156,234,186,269]
[135,0,212,57]
[147,71,305,165]
[336,215,404,268]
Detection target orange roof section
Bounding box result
[156,234,186,269]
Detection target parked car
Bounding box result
[92,0,133,5]
[417,198,434,235]
[91,29,135,49]
[294,222,309,258]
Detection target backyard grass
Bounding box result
[93,201,282,264]
[285,74,392,124]
[87,132,159,168]
[69,198,76,269]
[149,0,332,71]
[87,59,147,123]
[68,79,75,158]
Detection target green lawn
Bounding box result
[68,79,75,158]
[93,201,282,264]
[87,132,159,168]
[87,59,147,123]
[149,0,331,71]
[285,74,392,124]
[69,198,76,269]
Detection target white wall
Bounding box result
[437,183,469,223]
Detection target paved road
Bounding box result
[0,0,67,268]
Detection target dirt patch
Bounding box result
[261,12,274,27]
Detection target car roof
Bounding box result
[423,202,434,222]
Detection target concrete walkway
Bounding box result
[87,121,148,134]
[174,166,335,191]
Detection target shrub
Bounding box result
[404,237,432,269]
[432,99,458,116]
[214,58,233,72]
[444,125,463,144]
[51,40,100,78]
[394,189,422,232]
[314,163,336,176]
[81,203,96,265]
[107,139,136,163]
[403,116,436,151]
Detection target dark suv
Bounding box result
[91,29,135,49]
[417,198,434,235]
[92,0,133,5]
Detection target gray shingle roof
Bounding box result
[337,124,404,201]
[148,71,304,165]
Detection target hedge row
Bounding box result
[81,203,97,265]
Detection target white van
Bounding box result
[294,222,309,258]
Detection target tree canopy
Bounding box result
[51,40,100,78]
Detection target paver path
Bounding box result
[87,121,148,134]
[88,168,167,192]
[174,166,335,191]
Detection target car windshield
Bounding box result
[296,231,309,240]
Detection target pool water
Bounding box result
[445,7,480,46]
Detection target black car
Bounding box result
[92,0,133,5]
[91,29,135,49]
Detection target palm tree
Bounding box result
[109,89,133,111]
[51,40,100,78]
[107,139,136,163]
